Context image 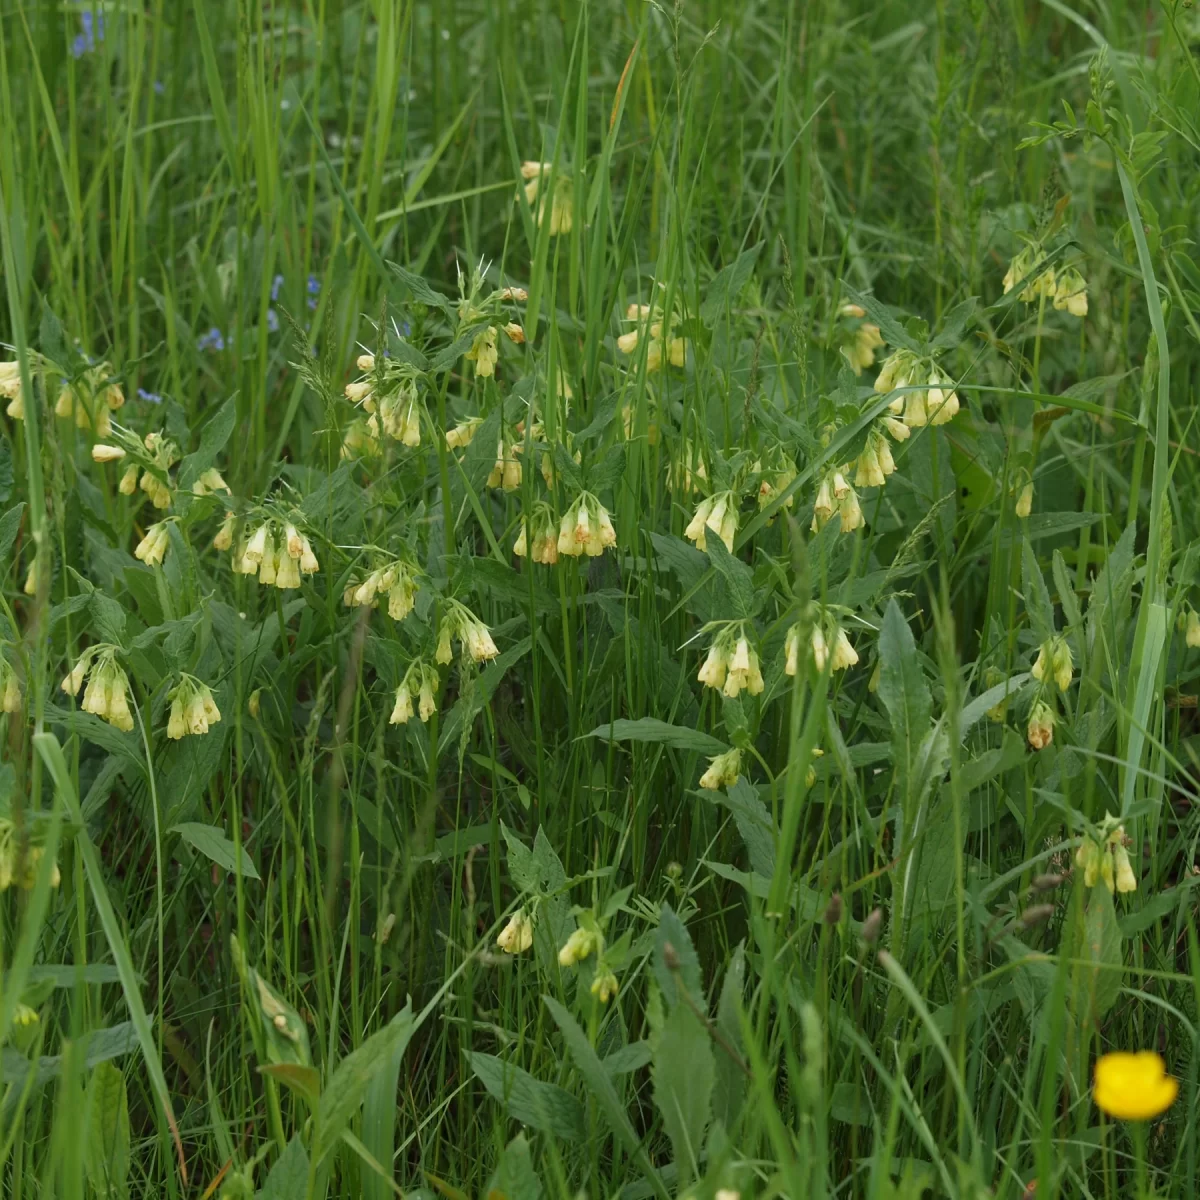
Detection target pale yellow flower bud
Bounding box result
[496,910,534,954]
[92,444,126,463]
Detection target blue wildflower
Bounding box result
[137,388,163,404]
[271,274,284,302]
[70,7,105,58]
[266,309,280,334]
[307,274,320,310]
[198,327,225,352]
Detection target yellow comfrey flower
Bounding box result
[1093,1051,1177,1121]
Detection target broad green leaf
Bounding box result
[33,734,183,1172]
[85,1061,130,1199]
[586,718,725,756]
[1082,885,1123,1021]
[485,1134,542,1200]
[315,1004,416,1162]
[714,779,775,877]
[0,501,25,566]
[652,1002,715,1186]
[172,822,260,880]
[712,945,747,1131]
[258,1135,310,1200]
[705,535,757,618]
[700,243,763,327]
[259,1063,320,1105]
[877,599,932,814]
[654,904,704,1011]
[362,1022,409,1200]
[543,996,668,1200]
[466,1051,586,1141]
[178,395,237,489]
[841,287,921,353]
[1021,538,1055,642]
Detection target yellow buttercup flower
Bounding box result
[1093,1051,1177,1121]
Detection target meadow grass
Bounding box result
[1,1,1200,1198]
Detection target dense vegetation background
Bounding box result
[3,1,1200,1197]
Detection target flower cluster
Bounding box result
[97,430,181,509]
[520,161,573,235]
[344,354,424,446]
[389,660,440,725]
[617,301,686,373]
[496,909,534,954]
[0,655,22,714]
[557,493,617,558]
[0,360,27,420]
[1003,248,1088,317]
[134,520,174,568]
[1030,636,1073,692]
[166,675,222,739]
[232,519,320,589]
[342,556,420,621]
[874,350,960,429]
[811,467,863,534]
[699,747,742,791]
[785,609,859,675]
[456,270,528,381]
[54,364,126,436]
[486,434,523,490]
[61,646,135,732]
[0,819,60,892]
[1075,813,1137,894]
[697,626,764,699]
[513,502,560,564]
[435,600,500,665]
[685,490,739,552]
[838,303,884,375]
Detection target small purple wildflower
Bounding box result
[271,274,284,302]
[137,388,163,404]
[266,309,280,334]
[70,7,105,58]
[198,327,226,352]
[306,274,320,310]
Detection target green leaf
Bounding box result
[258,1135,311,1200]
[315,1004,416,1163]
[712,945,747,1131]
[1021,538,1055,642]
[84,1061,131,1199]
[438,637,532,752]
[1082,885,1123,1021]
[877,600,932,813]
[705,535,757,618]
[543,996,668,1200]
[389,262,453,313]
[588,442,627,494]
[90,591,127,644]
[485,1134,542,1200]
[259,1063,321,1105]
[33,734,184,1173]
[842,287,921,353]
[178,395,238,490]
[700,243,763,327]
[712,779,775,877]
[585,718,725,756]
[172,822,260,880]
[45,706,144,775]
[0,501,25,567]
[929,297,978,351]
[466,1051,586,1141]
[654,904,704,1011]
[362,1021,410,1200]
[651,1002,715,1186]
